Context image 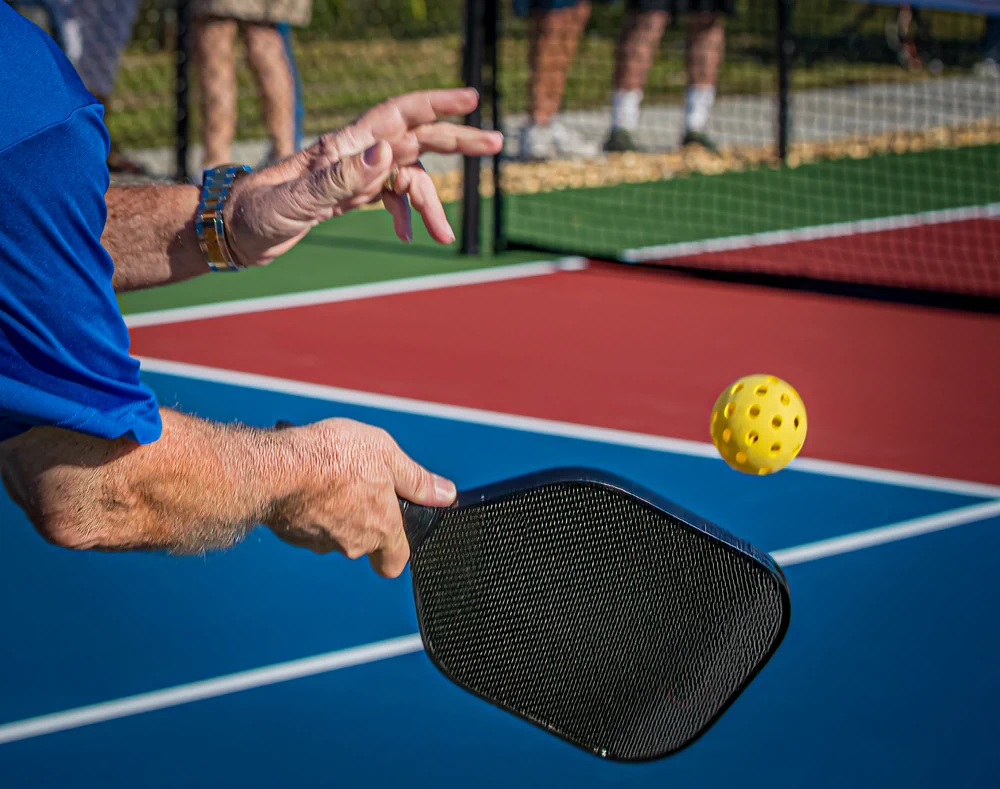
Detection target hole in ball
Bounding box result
[794,416,801,429]
[772,415,783,429]
[731,383,744,395]
[712,411,719,425]
[770,442,782,456]
[748,405,760,418]
[747,431,759,445]
[736,451,748,464]
[754,385,768,396]
[780,393,790,406]
[759,466,773,475]
[722,428,732,443]
[725,403,736,418]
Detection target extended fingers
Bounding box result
[359,89,481,141]
[390,165,452,244]
[389,124,504,166]
[382,189,413,243]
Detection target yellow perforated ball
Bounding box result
[710,374,807,475]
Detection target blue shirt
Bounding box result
[0,6,161,445]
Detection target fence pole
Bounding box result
[776,0,792,164]
[460,0,486,255]
[175,0,191,182]
[488,0,505,254]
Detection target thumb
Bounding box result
[327,140,394,207]
[283,140,393,219]
[387,445,457,508]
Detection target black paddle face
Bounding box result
[401,468,790,762]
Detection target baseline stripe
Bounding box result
[1,500,996,745]
[771,499,1000,566]
[0,635,423,746]
[136,356,1000,499]
[623,203,1000,263]
[124,258,587,328]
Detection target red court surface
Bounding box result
[657,219,1000,297]
[129,265,1000,485]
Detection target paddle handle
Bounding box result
[398,498,438,552]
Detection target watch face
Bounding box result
[197,166,251,272]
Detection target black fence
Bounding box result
[10,0,1000,300]
[482,0,1000,303]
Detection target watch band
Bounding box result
[195,164,253,272]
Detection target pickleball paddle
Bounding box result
[399,467,790,762]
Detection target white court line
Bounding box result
[137,356,1000,500]
[771,499,1000,566]
[0,635,424,746]
[623,203,1000,263]
[124,258,587,328]
[122,203,998,329]
[1,498,997,747]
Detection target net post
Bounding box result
[488,0,505,254]
[775,0,792,164]
[175,0,191,183]
[460,0,486,256]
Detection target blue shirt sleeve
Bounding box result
[0,103,162,445]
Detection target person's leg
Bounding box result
[682,8,725,150]
[241,22,298,164]
[194,16,239,171]
[520,1,595,159]
[606,3,669,150]
[527,1,591,125]
[896,5,922,70]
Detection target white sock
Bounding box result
[685,86,716,133]
[611,89,643,132]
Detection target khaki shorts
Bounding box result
[193,0,313,27]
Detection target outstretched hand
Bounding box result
[223,88,502,267]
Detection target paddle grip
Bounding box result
[398,498,439,552]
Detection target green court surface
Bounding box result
[117,202,540,315]
[117,144,999,315]
[503,145,1000,256]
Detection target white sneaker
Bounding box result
[517,120,600,161]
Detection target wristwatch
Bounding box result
[195,164,253,272]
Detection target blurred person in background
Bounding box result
[58,0,148,174]
[604,0,733,154]
[514,0,731,161]
[884,4,923,72]
[515,0,599,161]
[193,0,311,173]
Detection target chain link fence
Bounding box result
[9,0,472,183]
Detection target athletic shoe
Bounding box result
[603,128,641,153]
[517,120,600,161]
[681,130,721,155]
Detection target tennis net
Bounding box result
[488,0,1000,301]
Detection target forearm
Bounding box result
[0,409,299,553]
[103,186,209,292]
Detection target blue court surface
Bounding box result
[1,368,999,787]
